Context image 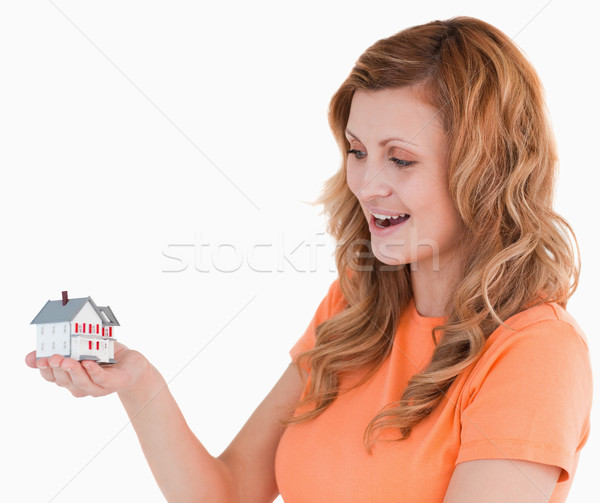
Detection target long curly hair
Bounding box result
[287,16,580,450]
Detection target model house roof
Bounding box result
[30,296,120,326]
[96,304,119,326]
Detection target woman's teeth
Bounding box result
[371,212,410,228]
[372,213,408,220]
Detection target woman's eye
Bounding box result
[346,149,366,160]
[346,150,415,168]
[389,158,416,168]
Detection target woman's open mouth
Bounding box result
[372,212,410,228]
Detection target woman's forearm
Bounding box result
[117,364,237,503]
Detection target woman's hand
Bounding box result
[25,342,150,398]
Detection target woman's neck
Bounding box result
[409,258,460,318]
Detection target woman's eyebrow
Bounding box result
[345,128,419,148]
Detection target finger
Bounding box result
[36,356,50,370]
[53,368,74,388]
[45,354,71,387]
[62,360,106,397]
[35,355,55,381]
[48,354,65,369]
[38,366,57,383]
[25,351,38,368]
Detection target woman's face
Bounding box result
[345,86,465,274]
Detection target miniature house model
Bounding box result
[31,291,119,363]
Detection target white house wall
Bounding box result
[36,322,70,358]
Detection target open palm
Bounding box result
[25,342,150,397]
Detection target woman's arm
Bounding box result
[217,364,306,502]
[118,362,305,503]
[26,343,306,503]
[116,361,235,502]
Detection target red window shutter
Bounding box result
[102,327,105,337]
[96,341,99,350]
[88,340,92,350]
[89,324,92,333]
[96,324,99,334]
[109,327,112,337]
[83,323,86,333]
[75,323,78,332]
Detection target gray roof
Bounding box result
[95,304,120,327]
[31,297,120,326]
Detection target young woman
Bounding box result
[26,16,592,502]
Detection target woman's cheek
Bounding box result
[346,165,360,195]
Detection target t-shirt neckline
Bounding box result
[408,297,447,328]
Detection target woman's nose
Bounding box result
[355,157,393,200]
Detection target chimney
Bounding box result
[62,291,69,306]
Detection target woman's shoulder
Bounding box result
[494,300,589,352]
[466,301,591,386]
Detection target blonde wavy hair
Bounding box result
[288,16,580,449]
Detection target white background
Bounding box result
[1,1,598,501]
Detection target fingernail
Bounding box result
[38,365,48,369]
[50,362,59,368]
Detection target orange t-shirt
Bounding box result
[275,279,593,502]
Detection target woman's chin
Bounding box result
[373,253,409,268]
[371,245,409,267]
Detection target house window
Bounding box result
[52,326,55,334]
[52,341,55,351]
[63,341,67,350]
[88,340,92,350]
[41,327,44,335]
[41,342,45,351]
[64,324,67,333]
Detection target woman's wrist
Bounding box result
[117,359,166,406]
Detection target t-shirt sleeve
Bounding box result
[456,319,593,484]
[289,278,347,369]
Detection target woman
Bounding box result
[27,16,592,502]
